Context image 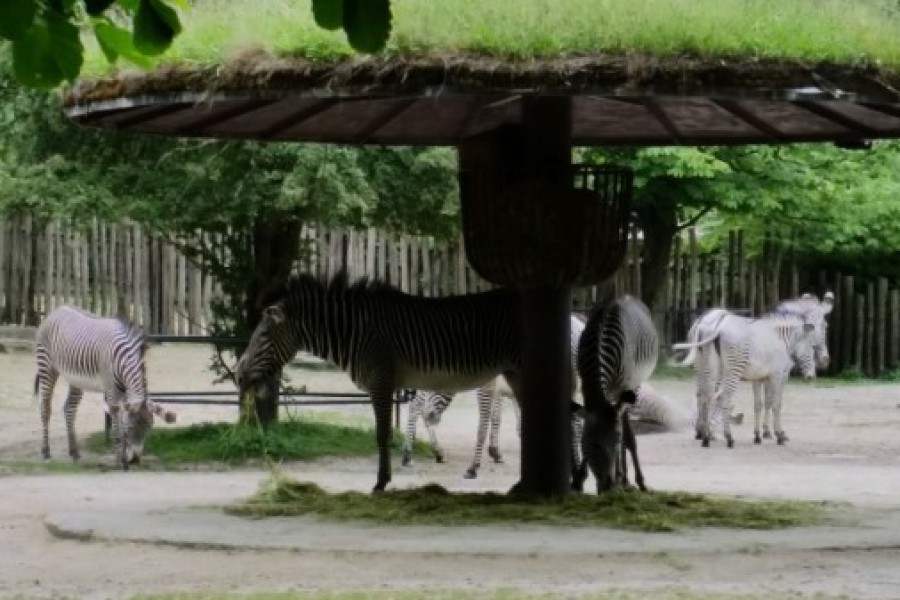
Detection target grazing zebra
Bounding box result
[576,296,659,493]
[236,273,534,492]
[34,306,175,468]
[673,304,824,447]
[401,314,586,479]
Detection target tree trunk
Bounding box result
[238,214,304,428]
[635,196,678,312]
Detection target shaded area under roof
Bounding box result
[64,56,900,146]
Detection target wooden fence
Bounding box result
[1,215,898,376]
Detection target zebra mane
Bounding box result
[262,271,402,308]
[114,316,149,350]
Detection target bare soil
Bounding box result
[1,344,900,599]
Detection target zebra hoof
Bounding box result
[434,454,444,464]
[776,433,788,445]
[754,434,762,444]
[762,429,772,439]
[488,447,503,463]
[401,454,412,467]
[726,438,734,449]
[372,481,388,493]
[701,438,711,448]
[694,431,703,440]
[463,468,478,479]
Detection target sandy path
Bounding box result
[2,345,900,598]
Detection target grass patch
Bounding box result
[0,459,111,476]
[128,590,852,600]
[228,473,825,532]
[82,0,900,74]
[86,418,428,466]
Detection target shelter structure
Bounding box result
[64,46,900,497]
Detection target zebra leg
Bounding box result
[401,392,419,467]
[570,403,586,492]
[465,380,495,479]
[63,387,84,461]
[371,388,394,492]
[623,415,646,491]
[769,377,789,444]
[424,420,444,463]
[762,392,773,439]
[487,390,506,463]
[107,402,129,470]
[37,366,58,461]
[752,382,764,444]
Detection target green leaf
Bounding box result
[94,19,154,68]
[46,9,84,81]
[133,0,181,56]
[312,0,343,30]
[0,0,37,41]
[84,0,117,16]
[343,0,391,53]
[11,19,65,88]
[117,0,140,11]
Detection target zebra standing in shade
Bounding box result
[236,273,534,492]
[401,314,586,479]
[576,296,659,493]
[674,300,826,447]
[34,306,175,468]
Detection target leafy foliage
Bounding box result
[1,0,394,88]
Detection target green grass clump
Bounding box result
[86,419,427,466]
[82,0,900,75]
[129,590,852,600]
[229,474,825,532]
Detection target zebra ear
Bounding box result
[264,305,285,324]
[822,291,835,313]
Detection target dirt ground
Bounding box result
[2,344,900,599]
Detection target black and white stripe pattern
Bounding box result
[236,273,525,492]
[34,306,172,468]
[399,315,587,480]
[576,296,659,493]
[674,299,828,448]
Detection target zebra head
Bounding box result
[114,321,164,465]
[782,292,834,371]
[581,402,621,493]
[235,302,298,404]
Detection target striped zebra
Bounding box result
[674,301,826,447]
[576,296,659,493]
[236,273,536,492]
[34,306,175,468]
[401,314,586,479]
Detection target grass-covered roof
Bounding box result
[64,0,900,147]
[84,0,900,72]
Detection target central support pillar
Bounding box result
[458,95,575,498]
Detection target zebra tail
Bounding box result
[670,331,720,368]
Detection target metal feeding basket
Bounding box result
[460,164,633,287]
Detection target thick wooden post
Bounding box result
[517,96,572,497]
[458,96,574,498]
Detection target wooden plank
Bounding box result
[736,230,746,309]
[854,291,865,373]
[877,277,888,376]
[688,228,698,312]
[176,248,186,335]
[891,288,900,371]
[842,276,855,375]
[865,283,875,376]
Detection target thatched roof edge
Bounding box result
[64,53,900,106]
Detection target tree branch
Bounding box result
[676,206,714,231]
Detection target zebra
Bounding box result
[34,306,176,469]
[401,314,586,479]
[575,296,659,493]
[235,273,539,492]
[629,382,742,435]
[673,305,824,448]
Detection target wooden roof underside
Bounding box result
[67,91,900,146]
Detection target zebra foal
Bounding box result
[35,306,175,468]
[236,273,536,492]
